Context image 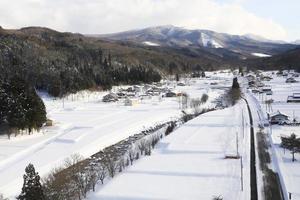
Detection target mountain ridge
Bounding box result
[90,25,298,58]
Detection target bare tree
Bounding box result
[96,163,107,185]
[102,154,118,178]
[150,135,160,149]
[190,98,202,114]
[145,143,152,156]
[138,140,147,155]
[85,163,97,192]
[63,154,88,200]
[128,147,136,165]
[64,154,84,168]
[265,99,273,112]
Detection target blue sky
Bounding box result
[0,0,298,41]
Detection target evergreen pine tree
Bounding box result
[232,77,240,89]
[17,164,45,200]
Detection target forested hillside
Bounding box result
[0,27,163,97]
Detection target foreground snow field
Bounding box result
[0,72,232,198]
[250,73,300,200]
[88,103,251,200]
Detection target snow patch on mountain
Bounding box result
[143,41,160,46]
[201,33,223,48]
[251,53,271,57]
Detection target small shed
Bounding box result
[165,91,177,97]
[269,111,289,124]
[45,119,53,126]
[246,74,255,81]
[262,76,272,81]
[102,93,118,102]
[286,77,297,83]
[124,98,139,106]
[177,82,185,86]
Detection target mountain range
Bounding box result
[93,25,298,59]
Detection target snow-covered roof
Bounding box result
[270,110,288,118]
[293,93,300,98]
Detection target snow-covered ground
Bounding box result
[201,32,223,48]
[88,102,250,200]
[0,72,233,198]
[250,72,300,200]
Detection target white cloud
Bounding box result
[0,0,288,40]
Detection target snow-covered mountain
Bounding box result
[95,25,298,57]
[293,40,300,45]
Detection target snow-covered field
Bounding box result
[0,72,233,198]
[250,72,300,200]
[88,102,250,200]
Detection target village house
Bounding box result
[269,111,289,124]
[286,77,297,83]
[246,74,255,82]
[124,98,139,106]
[262,86,273,95]
[102,93,119,102]
[261,76,272,81]
[165,91,177,97]
[287,93,300,103]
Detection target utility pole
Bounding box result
[236,131,239,157]
[240,156,243,191]
[62,96,65,109]
[242,110,244,139]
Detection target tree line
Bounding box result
[0,77,46,137]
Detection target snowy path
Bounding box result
[89,103,251,200]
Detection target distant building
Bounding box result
[246,74,255,81]
[287,93,300,103]
[286,77,297,83]
[262,76,272,81]
[102,93,118,102]
[124,98,139,106]
[45,119,53,126]
[165,91,177,97]
[269,111,289,124]
[262,86,272,95]
[251,88,260,94]
[292,73,299,78]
